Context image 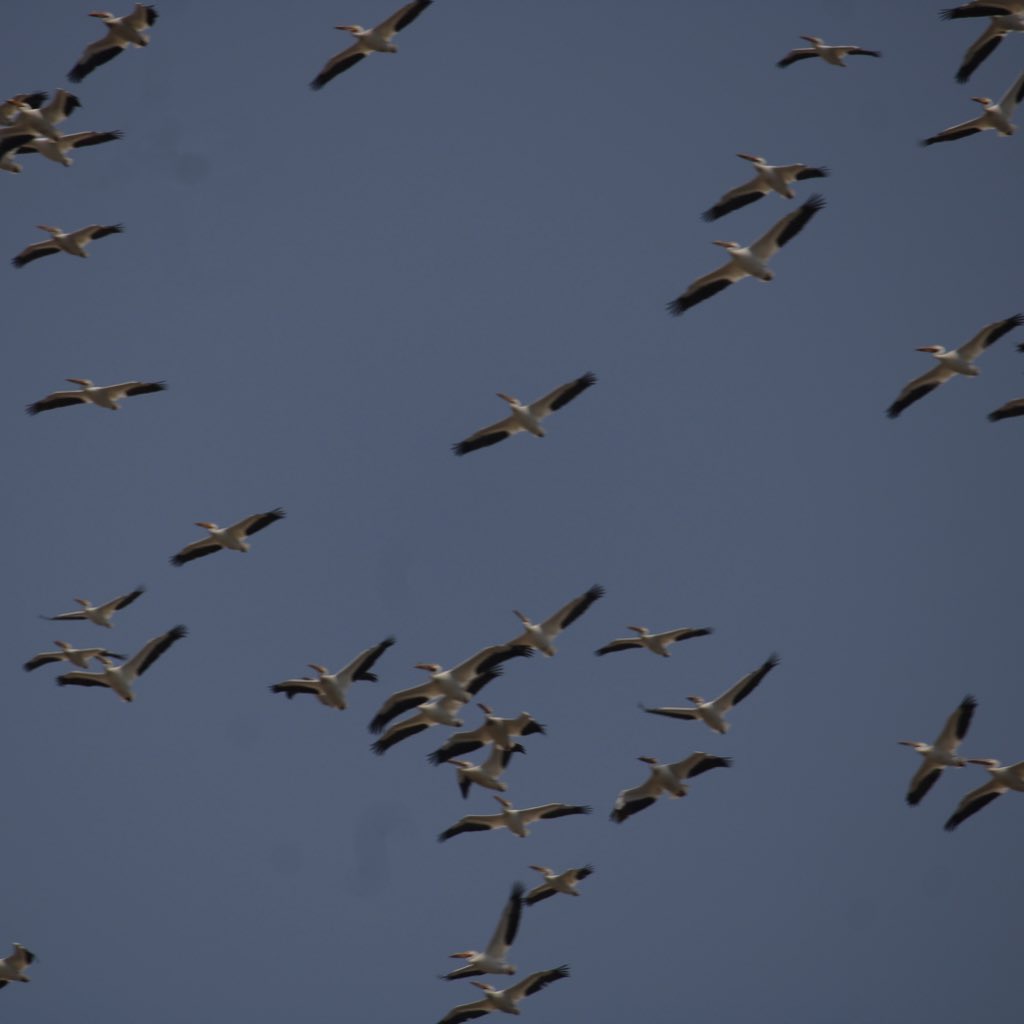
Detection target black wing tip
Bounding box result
[803,193,826,213]
[370,740,389,756]
[169,554,186,566]
[765,652,781,669]
[166,625,188,641]
[427,750,445,766]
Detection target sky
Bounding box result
[4,1,1024,1021]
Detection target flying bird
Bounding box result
[435,966,569,1024]
[988,397,1024,421]
[922,69,1024,143]
[0,92,49,125]
[611,753,731,823]
[506,585,604,656]
[42,587,144,628]
[24,641,124,672]
[15,129,123,167]
[429,704,546,765]
[900,695,977,805]
[68,5,159,83]
[170,508,285,566]
[442,883,524,980]
[524,865,593,906]
[596,624,713,658]
[0,944,35,988]
[26,378,164,414]
[886,314,1023,418]
[452,373,597,456]
[371,696,464,755]
[667,195,825,317]
[12,223,123,267]
[1,91,81,140]
[640,654,779,733]
[947,12,1024,81]
[310,0,432,89]
[777,35,881,67]
[701,154,829,222]
[449,744,526,799]
[439,796,590,841]
[56,624,186,702]
[270,637,395,709]
[944,757,1024,830]
[941,2,1024,18]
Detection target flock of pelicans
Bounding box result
[5,1,1024,1019]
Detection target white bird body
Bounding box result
[923,69,1024,143]
[945,758,1024,830]
[702,154,829,221]
[271,637,395,709]
[443,883,523,980]
[611,752,732,823]
[43,586,144,628]
[596,624,713,658]
[436,966,570,1024]
[24,641,124,672]
[438,796,590,841]
[524,864,593,905]
[0,944,35,987]
[506,585,604,657]
[170,508,285,566]
[900,696,977,805]
[68,6,159,82]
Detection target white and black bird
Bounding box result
[12,223,123,267]
[702,154,829,221]
[24,641,124,672]
[56,624,186,702]
[668,195,825,317]
[777,35,881,67]
[442,883,524,980]
[596,624,713,658]
[450,744,526,799]
[439,797,590,841]
[429,704,546,765]
[900,695,977,805]
[453,373,596,456]
[170,508,285,566]
[0,92,49,125]
[505,585,604,656]
[2,91,81,140]
[923,69,1024,143]
[640,654,779,734]
[435,966,569,1024]
[988,397,1024,421]
[941,2,1024,19]
[946,11,1024,81]
[371,696,464,755]
[27,377,164,415]
[524,865,593,906]
[68,5,159,82]
[611,753,731,823]
[310,0,432,89]
[944,757,1024,830]
[15,129,123,167]
[270,637,395,710]
[886,314,1023,417]
[42,586,144,628]
[0,944,35,988]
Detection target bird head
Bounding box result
[915,346,944,355]
[56,640,71,650]
[626,625,649,635]
[195,521,218,529]
[638,756,659,765]
[496,392,519,405]
[736,152,763,162]
[966,758,1001,767]
[335,24,365,34]
[800,35,823,44]
[477,703,493,715]
[74,598,90,606]
[449,760,473,769]
[897,740,924,749]
[66,378,93,387]
[307,663,327,675]
[415,662,441,672]
[89,11,116,19]
[470,982,497,992]
[512,609,530,624]
[449,951,474,959]
[37,225,61,234]
[493,795,512,809]
[529,864,552,874]
[711,240,738,249]
[971,96,993,106]
[688,695,705,704]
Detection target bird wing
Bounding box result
[368,681,436,733]
[957,313,1023,362]
[944,779,1006,830]
[106,586,145,613]
[449,643,533,684]
[56,671,110,689]
[749,194,825,260]
[526,372,597,419]
[379,0,433,36]
[0,93,47,122]
[68,36,127,83]
[38,90,81,125]
[24,652,63,671]
[935,695,977,753]
[270,679,322,699]
[523,884,556,906]
[123,625,186,678]
[504,965,570,1002]
[956,22,1007,82]
[711,654,779,712]
[452,415,519,456]
[310,42,369,89]
[68,224,124,247]
[12,241,61,268]
[641,703,700,721]
[666,260,746,317]
[847,47,882,57]
[170,538,222,566]
[519,803,591,823]
[998,67,1024,114]
[342,635,396,682]
[886,364,956,418]
[791,165,830,181]
[536,584,605,637]
[0,132,34,158]
[570,865,594,882]
[6,945,35,970]
[595,638,645,655]
[701,175,770,222]
[371,714,433,754]
[26,389,92,414]
[485,883,524,957]
[662,627,713,644]
[438,814,503,842]
[611,775,662,822]
[921,115,985,145]
[436,998,492,1024]
[235,507,286,537]
[906,762,944,806]
[989,397,1024,421]
[668,752,732,780]
[429,725,491,764]
[125,4,159,30]
[45,608,89,622]
[777,48,818,67]
[62,129,123,149]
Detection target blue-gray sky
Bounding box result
[5,2,1023,1021]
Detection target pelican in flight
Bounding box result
[942,2,1024,18]
[68,5,159,83]
[0,944,35,988]
[701,154,829,222]
[310,0,432,89]
[452,373,597,456]
[270,637,395,709]
[26,377,164,415]
[439,797,590,841]
[923,69,1024,143]
[449,744,526,799]
[524,865,593,906]
[667,195,825,317]
[641,654,779,734]
[24,641,124,672]
[596,624,713,658]
[2,91,81,140]
[170,508,285,566]
[506,585,604,657]
[436,966,569,1024]
[946,11,1024,81]
[886,314,1023,417]
[371,696,464,755]
[429,704,546,765]
[777,35,881,67]
[56,624,186,701]
[611,752,731,823]
[989,397,1024,421]
[0,92,48,125]
[900,695,977,805]
[12,223,124,267]
[16,129,123,167]
[944,757,1024,830]
[442,883,524,980]
[43,587,144,628]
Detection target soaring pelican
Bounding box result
[429,704,546,765]
[667,195,825,317]
[449,744,526,799]
[886,314,1023,417]
[777,35,881,67]
[596,624,713,658]
[439,797,590,841]
[270,637,395,709]
[26,378,164,415]
[452,373,597,456]
[923,69,1024,143]
[16,129,123,167]
[0,944,35,988]
[56,624,186,701]
[43,587,144,628]
[170,509,285,566]
[900,695,977,805]
[68,6,159,83]
[944,758,1024,830]
[611,753,731,823]
[946,12,1024,81]
[442,883,523,980]
[12,223,123,267]
[702,154,829,221]
[942,2,1024,18]
[524,865,593,906]
[436,966,569,1024]
[371,696,464,755]
[2,91,81,140]
[989,397,1024,420]
[24,641,124,672]
[640,654,779,734]
[310,0,432,89]
[0,92,49,125]
[505,585,604,657]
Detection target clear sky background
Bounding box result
[4,1,1023,1021]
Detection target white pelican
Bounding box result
[371,696,464,755]
[702,154,829,222]
[0,92,48,125]
[595,624,713,658]
[3,91,81,140]
[24,641,124,672]
[450,744,526,799]
[611,752,731,823]
[68,6,159,83]
[524,864,593,906]
[27,377,164,415]
[270,637,395,709]
[947,12,1024,81]
[442,883,524,980]
[900,695,977,805]
[439,796,590,842]
[668,195,825,317]
[16,129,123,167]
[776,36,881,68]
[0,132,35,173]
[436,966,569,1024]
[505,585,604,656]
[989,397,1024,420]
[0,944,35,988]
[56,624,186,701]
[452,373,597,456]
[310,0,432,89]
[429,704,546,765]
[886,314,1023,417]
[170,508,285,566]
[43,586,145,628]
[944,757,1024,830]
[12,223,124,268]
[640,654,779,734]
[942,2,1024,18]
[923,69,1024,143]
